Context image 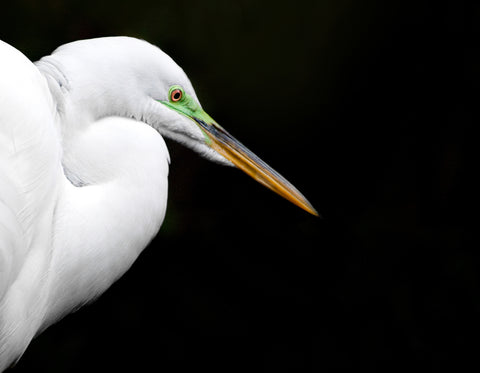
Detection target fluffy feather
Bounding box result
[0,36,219,370]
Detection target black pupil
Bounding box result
[173,91,181,100]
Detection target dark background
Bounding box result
[2,0,476,371]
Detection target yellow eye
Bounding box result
[170,88,183,102]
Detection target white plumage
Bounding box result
[0,36,316,370]
[0,37,195,370]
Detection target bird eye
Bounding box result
[170,88,183,102]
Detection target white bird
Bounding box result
[0,36,316,370]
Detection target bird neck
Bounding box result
[34,59,171,328]
[42,116,170,328]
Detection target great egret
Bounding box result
[0,36,316,370]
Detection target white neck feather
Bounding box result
[44,116,170,328]
[1,37,177,369]
[36,53,171,328]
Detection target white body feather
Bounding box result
[0,37,218,370]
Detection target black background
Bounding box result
[2,0,477,372]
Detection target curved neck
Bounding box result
[43,116,170,327]
[34,40,173,327]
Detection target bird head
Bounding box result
[43,37,317,215]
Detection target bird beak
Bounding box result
[160,90,317,216]
[191,112,318,216]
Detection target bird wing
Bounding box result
[0,40,62,306]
